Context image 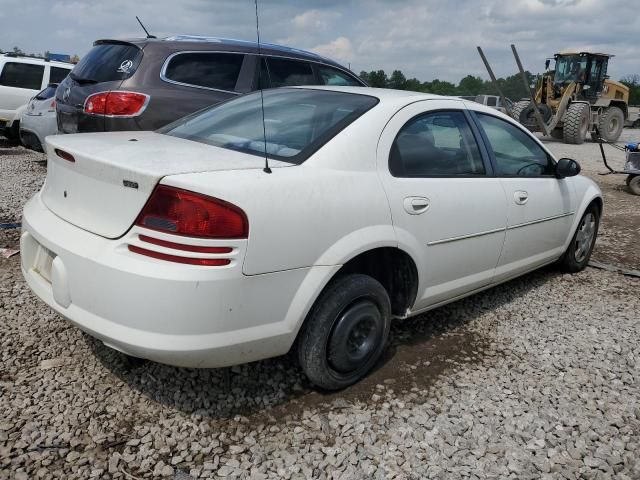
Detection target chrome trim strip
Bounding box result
[427,226,506,246]
[507,211,574,230]
[427,211,575,246]
[159,50,363,93]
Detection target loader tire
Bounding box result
[519,103,553,130]
[510,100,531,124]
[598,106,624,142]
[563,103,590,145]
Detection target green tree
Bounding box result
[620,74,640,106]
[457,75,484,96]
[388,70,407,90]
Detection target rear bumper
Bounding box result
[21,192,319,368]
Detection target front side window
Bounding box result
[50,67,71,84]
[476,113,554,176]
[266,58,315,87]
[160,88,378,164]
[164,52,244,91]
[317,65,361,86]
[390,110,485,177]
[0,62,44,90]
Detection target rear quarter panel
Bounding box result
[160,112,397,275]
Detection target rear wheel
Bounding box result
[563,103,590,144]
[297,274,391,390]
[598,106,624,142]
[559,204,600,273]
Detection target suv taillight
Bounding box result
[84,91,149,116]
[135,185,248,239]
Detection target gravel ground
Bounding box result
[1,133,639,479]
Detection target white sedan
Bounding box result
[21,87,602,390]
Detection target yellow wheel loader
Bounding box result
[511,52,629,144]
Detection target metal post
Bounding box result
[476,46,513,118]
[511,44,549,136]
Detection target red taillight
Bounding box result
[84,91,149,116]
[138,235,233,254]
[48,100,56,112]
[135,185,248,239]
[55,148,75,162]
[128,245,231,266]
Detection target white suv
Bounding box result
[0,54,72,141]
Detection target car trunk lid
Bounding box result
[42,131,288,238]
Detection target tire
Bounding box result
[510,100,531,124]
[598,107,625,142]
[563,103,590,145]
[559,204,600,273]
[3,121,20,145]
[519,103,553,130]
[627,175,640,196]
[297,274,391,390]
[633,119,640,129]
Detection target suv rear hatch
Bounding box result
[41,131,288,238]
[56,40,144,133]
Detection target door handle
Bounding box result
[514,191,529,205]
[404,196,430,215]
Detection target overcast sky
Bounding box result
[0,0,637,83]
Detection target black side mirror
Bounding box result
[556,158,581,178]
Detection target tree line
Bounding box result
[360,69,640,105]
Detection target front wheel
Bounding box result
[559,204,600,273]
[297,274,391,390]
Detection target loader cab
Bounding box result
[553,52,611,99]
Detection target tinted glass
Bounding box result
[35,85,57,100]
[476,113,554,176]
[267,58,315,87]
[318,65,361,86]
[390,111,485,177]
[161,89,378,164]
[0,62,44,90]
[71,43,143,83]
[164,52,244,91]
[50,66,70,84]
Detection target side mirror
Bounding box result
[556,158,581,178]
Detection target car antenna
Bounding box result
[136,16,157,39]
[254,0,271,174]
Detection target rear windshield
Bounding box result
[160,89,379,164]
[70,43,143,83]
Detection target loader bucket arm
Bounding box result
[547,82,577,131]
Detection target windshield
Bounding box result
[70,43,143,83]
[160,89,379,164]
[554,55,588,84]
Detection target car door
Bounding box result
[377,99,508,309]
[472,111,575,281]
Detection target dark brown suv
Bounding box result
[56,35,366,134]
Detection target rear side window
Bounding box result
[317,65,361,86]
[267,58,315,87]
[35,85,57,100]
[71,43,143,83]
[390,111,485,177]
[0,62,44,90]
[163,52,244,91]
[50,67,70,84]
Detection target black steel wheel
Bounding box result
[297,274,391,390]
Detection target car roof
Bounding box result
[0,53,73,68]
[96,36,347,70]
[292,85,447,102]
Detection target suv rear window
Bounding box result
[70,43,143,83]
[163,52,244,91]
[266,58,315,87]
[0,62,44,90]
[161,88,378,164]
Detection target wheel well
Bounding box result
[336,248,418,317]
[590,197,603,217]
